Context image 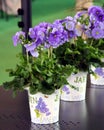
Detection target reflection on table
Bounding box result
[0,86,104,130]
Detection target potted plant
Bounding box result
[74,5,104,87]
[54,9,104,101]
[3,22,75,124]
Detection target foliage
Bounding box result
[55,37,104,72]
[3,5,104,95]
[55,5,104,72]
[3,51,75,95]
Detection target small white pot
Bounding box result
[90,65,104,86]
[27,89,60,124]
[61,71,87,101]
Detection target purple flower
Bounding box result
[88,6,103,16]
[30,50,39,57]
[68,30,76,39]
[29,28,36,39]
[24,39,42,57]
[30,27,45,42]
[35,97,51,116]
[97,14,104,22]
[89,14,96,22]
[48,32,60,47]
[65,21,75,31]
[48,28,62,48]
[88,6,104,22]
[24,42,37,52]
[59,16,74,24]
[39,22,51,29]
[65,16,74,21]
[85,30,92,38]
[53,20,64,34]
[61,30,69,43]
[29,22,52,45]
[74,11,87,20]
[12,31,25,46]
[91,27,104,39]
[53,19,61,24]
[90,23,95,30]
[44,42,50,48]
[98,22,104,30]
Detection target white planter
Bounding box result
[27,89,60,124]
[90,65,104,86]
[61,72,87,101]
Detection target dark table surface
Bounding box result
[0,85,104,130]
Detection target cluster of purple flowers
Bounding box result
[74,5,104,39]
[35,97,51,116]
[12,16,78,57]
[12,5,104,58]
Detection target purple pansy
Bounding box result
[48,32,61,48]
[68,30,76,39]
[29,28,36,39]
[88,6,104,22]
[97,14,104,22]
[74,11,87,20]
[24,42,37,52]
[61,30,69,43]
[98,22,104,30]
[24,39,42,57]
[91,27,104,39]
[88,6,103,16]
[65,21,75,31]
[48,28,63,48]
[30,50,39,57]
[12,31,25,46]
[85,30,92,38]
[29,26,45,42]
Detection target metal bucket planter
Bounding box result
[61,71,87,101]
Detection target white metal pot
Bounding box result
[27,89,60,124]
[61,71,87,101]
[90,65,104,86]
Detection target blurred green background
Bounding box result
[0,0,103,85]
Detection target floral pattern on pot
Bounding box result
[61,85,70,95]
[61,72,87,101]
[90,65,104,85]
[35,97,51,118]
[94,67,104,78]
[28,89,60,124]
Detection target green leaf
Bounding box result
[34,109,40,118]
[34,65,41,73]
[46,77,53,84]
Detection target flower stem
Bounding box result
[48,47,53,59]
[26,51,29,64]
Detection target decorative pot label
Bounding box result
[90,65,104,86]
[61,72,87,101]
[28,90,60,124]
